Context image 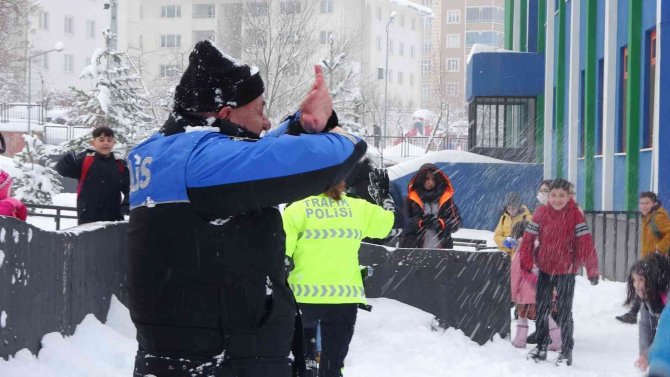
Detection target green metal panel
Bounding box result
[535,0,547,162]
[520,0,528,51]
[625,0,642,211]
[555,0,567,178]
[506,0,515,50]
[584,0,597,210]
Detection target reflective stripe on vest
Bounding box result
[290,283,365,298]
[300,228,362,240]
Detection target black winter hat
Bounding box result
[173,40,265,114]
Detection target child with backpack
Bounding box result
[518,178,599,366]
[0,170,27,221]
[55,126,129,225]
[624,253,670,372]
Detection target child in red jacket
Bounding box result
[518,178,599,366]
[0,170,27,221]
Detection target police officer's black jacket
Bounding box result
[55,149,129,224]
[127,113,366,359]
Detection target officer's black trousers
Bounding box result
[299,303,358,377]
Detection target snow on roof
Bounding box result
[389,0,434,16]
[466,43,519,64]
[387,149,517,180]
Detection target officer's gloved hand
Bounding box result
[427,217,442,232]
[368,168,394,211]
[589,276,599,286]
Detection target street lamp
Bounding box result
[382,11,396,168]
[27,42,64,134]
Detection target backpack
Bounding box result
[77,153,125,195]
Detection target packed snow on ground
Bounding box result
[0,276,643,376]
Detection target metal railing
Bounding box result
[0,103,45,125]
[44,125,90,145]
[26,204,78,230]
[364,135,469,158]
[584,210,640,282]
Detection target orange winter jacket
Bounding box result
[641,207,670,257]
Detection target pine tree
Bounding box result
[13,134,63,204]
[63,29,156,156]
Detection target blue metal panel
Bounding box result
[594,156,603,210]
[640,1,657,150]
[528,0,539,52]
[577,158,586,205]
[659,1,670,208]
[617,0,628,47]
[466,52,545,100]
[614,154,627,210]
[390,163,544,230]
[597,0,605,59]
[639,150,652,192]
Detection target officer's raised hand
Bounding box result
[300,65,333,133]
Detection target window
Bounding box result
[411,45,415,57]
[412,17,416,30]
[320,30,333,44]
[466,31,504,48]
[447,58,459,72]
[399,42,404,56]
[281,31,300,44]
[377,36,382,51]
[139,35,144,48]
[422,83,431,102]
[447,34,460,48]
[424,17,432,30]
[140,5,144,18]
[193,30,216,44]
[64,54,74,73]
[400,15,405,27]
[398,71,403,85]
[389,40,394,54]
[161,5,181,18]
[192,4,215,18]
[644,30,656,148]
[320,0,333,13]
[618,46,628,152]
[160,64,181,78]
[42,54,49,69]
[447,10,460,24]
[248,1,268,15]
[422,39,431,54]
[422,59,431,74]
[388,70,393,82]
[86,20,95,38]
[39,11,49,30]
[410,73,414,86]
[376,7,382,20]
[280,1,301,14]
[247,28,266,47]
[377,67,385,80]
[579,70,585,157]
[466,6,504,24]
[161,34,182,48]
[85,57,91,67]
[447,83,459,96]
[597,58,604,154]
[64,16,74,34]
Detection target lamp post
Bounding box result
[382,11,396,168]
[27,42,64,134]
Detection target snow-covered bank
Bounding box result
[0,277,642,376]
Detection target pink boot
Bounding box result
[512,323,529,348]
[548,316,562,352]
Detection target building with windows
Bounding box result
[420,0,505,107]
[469,0,670,211]
[118,0,431,128]
[25,0,109,96]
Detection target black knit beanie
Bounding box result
[173,40,265,114]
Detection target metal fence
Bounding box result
[584,210,640,282]
[0,103,45,125]
[363,135,468,158]
[44,125,90,145]
[26,204,78,230]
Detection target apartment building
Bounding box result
[27,0,110,95]
[118,0,430,128]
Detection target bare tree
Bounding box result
[0,0,40,102]
[220,0,322,122]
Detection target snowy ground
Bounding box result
[0,276,642,377]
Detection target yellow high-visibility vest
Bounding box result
[283,193,394,304]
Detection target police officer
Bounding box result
[283,168,401,377]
